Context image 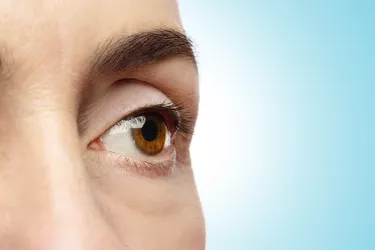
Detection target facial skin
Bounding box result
[0,0,205,249]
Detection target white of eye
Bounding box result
[107,116,146,135]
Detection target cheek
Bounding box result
[84,153,205,248]
[170,205,206,250]
[99,191,205,250]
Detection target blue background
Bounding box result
[180,1,375,250]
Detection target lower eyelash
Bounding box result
[110,150,178,178]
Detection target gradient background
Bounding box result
[179,1,375,250]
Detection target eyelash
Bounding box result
[122,101,194,137]
[112,155,178,178]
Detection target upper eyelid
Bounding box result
[79,78,197,146]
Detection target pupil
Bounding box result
[141,120,158,142]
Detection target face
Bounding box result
[0,0,204,249]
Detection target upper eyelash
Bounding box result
[122,101,194,136]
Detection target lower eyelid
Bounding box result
[104,148,177,178]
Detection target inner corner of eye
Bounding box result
[88,137,106,151]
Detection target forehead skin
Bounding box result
[0,0,180,86]
[0,1,204,250]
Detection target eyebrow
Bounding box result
[89,28,196,76]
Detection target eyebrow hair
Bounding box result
[89,28,196,76]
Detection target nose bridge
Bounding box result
[0,105,109,249]
[38,112,88,221]
[20,108,86,203]
[33,111,86,205]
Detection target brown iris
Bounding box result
[132,116,167,155]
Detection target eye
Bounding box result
[101,114,172,157]
[88,102,193,177]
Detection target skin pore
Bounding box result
[0,1,205,249]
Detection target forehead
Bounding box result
[0,0,181,81]
[0,0,180,36]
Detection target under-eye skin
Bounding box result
[88,102,193,177]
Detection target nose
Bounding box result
[0,111,122,250]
